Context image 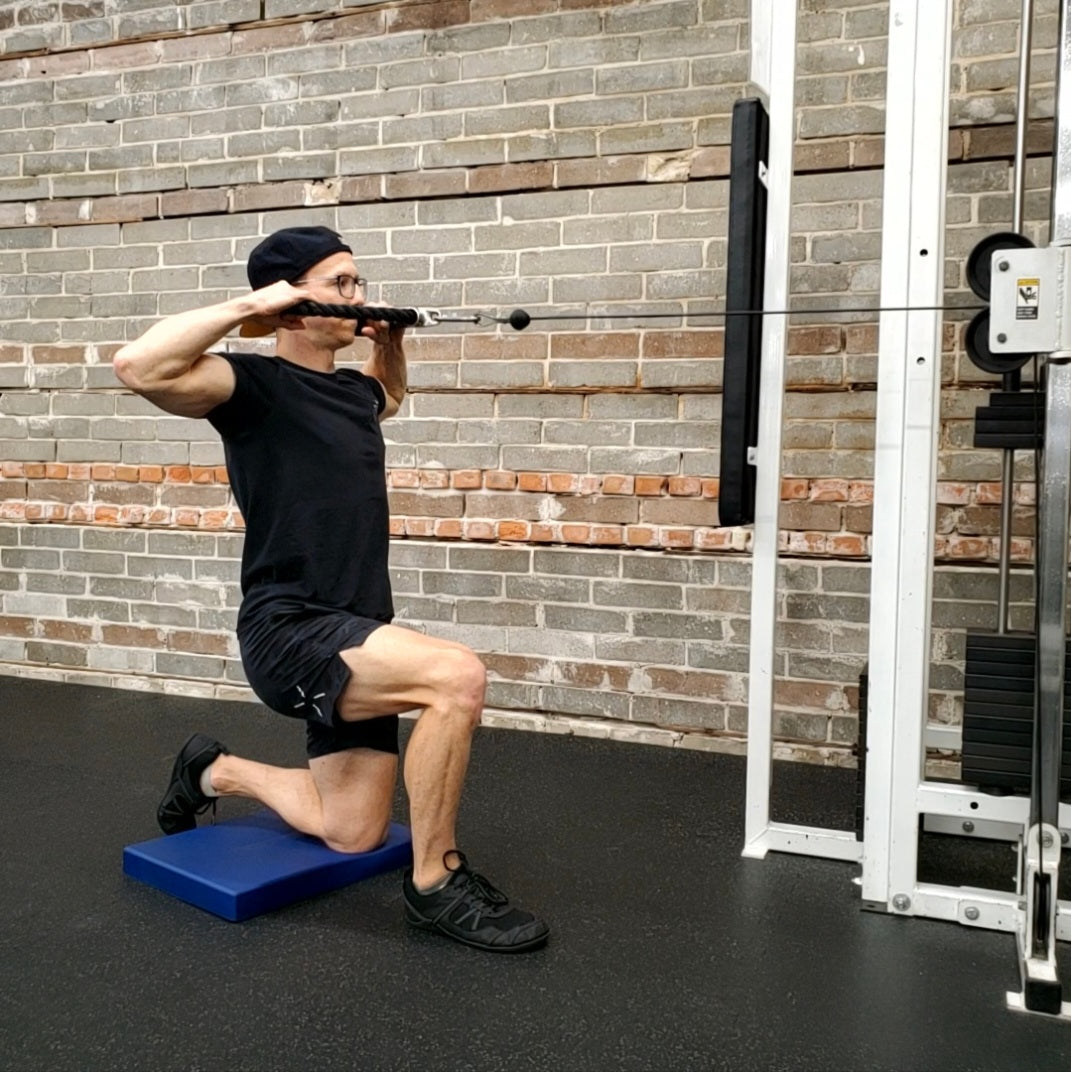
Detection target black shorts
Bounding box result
[237,603,398,760]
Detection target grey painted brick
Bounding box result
[589,448,682,474]
[423,570,504,599]
[53,73,122,101]
[532,549,619,578]
[506,627,594,659]
[339,87,420,120]
[128,555,195,581]
[118,443,189,465]
[196,54,265,86]
[457,600,538,627]
[87,94,154,123]
[156,652,226,678]
[381,56,461,90]
[458,420,541,446]
[447,546,531,573]
[269,44,342,76]
[458,363,544,390]
[189,107,261,137]
[124,66,193,94]
[465,105,551,137]
[505,576,591,603]
[460,45,547,81]
[599,122,695,155]
[0,177,52,202]
[422,81,503,113]
[497,395,583,419]
[383,113,464,146]
[555,97,644,130]
[141,534,218,560]
[2,548,62,570]
[414,445,499,469]
[25,102,90,127]
[118,167,187,194]
[124,115,191,143]
[339,145,419,176]
[421,138,506,170]
[26,641,87,667]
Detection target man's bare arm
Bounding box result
[361,322,407,420]
[113,283,307,418]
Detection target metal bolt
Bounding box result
[965,906,980,921]
[1042,832,1054,848]
[997,333,1008,343]
[962,821,975,833]
[1062,831,1069,845]
[892,894,911,912]
[998,260,1010,271]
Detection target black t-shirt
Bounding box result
[207,352,393,627]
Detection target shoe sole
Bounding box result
[156,734,222,835]
[404,903,549,953]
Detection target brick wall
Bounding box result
[0,0,1054,763]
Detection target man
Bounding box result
[114,225,548,953]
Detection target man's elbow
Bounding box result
[382,388,405,420]
[112,347,141,391]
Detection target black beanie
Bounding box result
[246,226,352,290]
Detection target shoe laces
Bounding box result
[445,851,508,908]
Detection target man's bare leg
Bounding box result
[207,748,397,854]
[335,625,485,889]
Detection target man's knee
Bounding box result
[321,813,390,855]
[430,646,486,725]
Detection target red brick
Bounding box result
[642,330,723,359]
[602,475,633,495]
[462,520,496,540]
[485,470,517,491]
[467,161,554,195]
[518,472,547,492]
[668,476,701,496]
[452,469,482,490]
[387,0,469,33]
[434,519,463,539]
[497,521,528,541]
[551,332,639,360]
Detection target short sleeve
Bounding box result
[206,352,277,439]
[365,374,387,416]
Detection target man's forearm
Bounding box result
[366,336,407,412]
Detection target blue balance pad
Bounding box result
[123,810,412,922]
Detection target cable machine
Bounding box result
[740,0,1070,1017]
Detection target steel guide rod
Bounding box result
[1009,0,1071,1018]
[998,0,1037,635]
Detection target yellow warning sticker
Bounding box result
[1016,277,1039,320]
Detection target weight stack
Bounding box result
[855,668,868,841]
[972,390,1044,451]
[961,630,1071,798]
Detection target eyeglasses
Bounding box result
[292,274,367,299]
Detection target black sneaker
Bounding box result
[403,851,549,953]
[156,733,229,835]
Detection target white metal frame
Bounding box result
[740,0,1070,1014]
[741,0,862,867]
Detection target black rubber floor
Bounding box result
[2,675,1070,1072]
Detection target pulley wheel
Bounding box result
[964,309,1032,375]
[966,231,1034,300]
